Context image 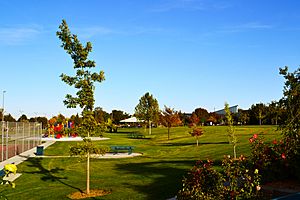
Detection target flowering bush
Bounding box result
[178,157,262,199]
[222,155,261,199]
[177,160,224,200]
[249,134,289,182]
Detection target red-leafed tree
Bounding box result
[190,127,204,146]
[160,106,182,140]
[189,113,200,126]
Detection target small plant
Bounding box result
[225,102,238,159]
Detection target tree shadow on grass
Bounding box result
[21,156,83,193]
[114,160,195,200]
[161,141,228,146]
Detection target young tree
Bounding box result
[57,19,105,194]
[225,102,237,159]
[134,92,159,135]
[160,106,182,140]
[189,127,204,146]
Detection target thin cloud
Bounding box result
[220,22,273,33]
[0,25,42,45]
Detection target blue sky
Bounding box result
[1,0,300,119]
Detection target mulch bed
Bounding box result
[67,189,111,199]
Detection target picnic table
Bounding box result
[110,146,134,155]
[129,133,145,139]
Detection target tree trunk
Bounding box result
[149,120,151,135]
[168,127,170,140]
[86,131,90,194]
[233,145,236,160]
[196,138,198,146]
[87,152,90,194]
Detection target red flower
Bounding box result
[253,134,258,139]
[273,139,277,144]
[249,138,254,143]
[281,153,286,159]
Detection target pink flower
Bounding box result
[256,185,261,191]
[281,153,286,159]
[249,138,254,143]
[253,134,258,139]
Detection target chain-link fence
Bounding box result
[0,122,42,162]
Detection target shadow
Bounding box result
[114,160,196,200]
[160,141,228,146]
[128,137,152,140]
[22,156,83,193]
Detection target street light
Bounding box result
[2,91,6,122]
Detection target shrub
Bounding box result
[178,157,262,199]
[177,160,224,200]
[249,134,289,182]
[222,155,262,199]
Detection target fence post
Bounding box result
[1,121,3,162]
[15,122,17,156]
[22,122,25,152]
[5,122,8,160]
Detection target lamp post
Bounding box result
[2,91,5,122]
[1,90,6,161]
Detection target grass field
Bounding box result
[2,125,281,200]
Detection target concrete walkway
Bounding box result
[0,141,55,182]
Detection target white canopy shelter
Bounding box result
[120,117,144,123]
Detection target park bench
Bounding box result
[110,146,134,155]
[129,133,145,139]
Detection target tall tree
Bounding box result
[17,114,28,122]
[94,107,109,124]
[111,110,130,124]
[238,109,250,125]
[57,19,105,194]
[160,106,182,140]
[189,113,199,126]
[134,92,159,135]
[193,107,209,125]
[279,66,300,178]
[250,103,267,125]
[268,101,281,125]
[4,114,16,122]
[36,116,48,129]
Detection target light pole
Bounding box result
[2,91,5,122]
[1,90,6,161]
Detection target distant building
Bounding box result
[215,105,239,115]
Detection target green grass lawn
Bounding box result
[3,125,281,200]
